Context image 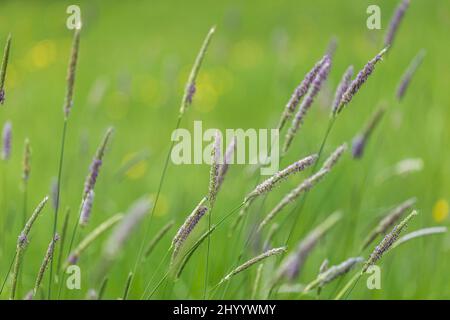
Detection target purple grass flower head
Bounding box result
[337,47,388,114]
[67,253,79,265]
[63,30,81,119]
[217,136,236,190]
[83,158,102,196]
[352,135,366,159]
[384,0,410,48]
[79,189,94,227]
[179,26,215,116]
[278,55,329,130]
[18,233,28,248]
[186,83,196,105]
[351,106,385,160]
[283,58,331,153]
[331,65,354,115]
[2,121,12,161]
[0,89,5,104]
[82,127,114,198]
[326,37,338,59]
[396,49,425,101]
[104,198,151,259]
[208,130,222,208]
[172,198,208,260]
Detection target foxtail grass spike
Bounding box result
[258,169,329,231]
[33,234,60,297]
[304,257,364,292]
[352,106,386,159]
[104,198,151,260]
[217,136,236,190]
[275,211,341,282]
[397,49,425,101]
[208,130,221,208]
[326,37,338,59]
[384,0,410,48]
[278,55,329,130]
[362,210,418,272]
[2,120,12,161]
[0,34,11,104]
[361,197,416,251]
[219,247,286,285]
[79,189,94,227]
[68,214,123,266]
[283,58,331,153]
[19,196,49,247]
[63,29,81,119]
[392,226,447,249]
[172,197,208,260]
[144,220,175,258]
[175,225,216,278]
[331,65,354,115]
[83,127,114,199]
[179,26,215,116]
[322,143,347,171]
[245,154,317,202]
[10,196,50,299]
[337,47,388,114]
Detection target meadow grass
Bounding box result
[0,0,449,300]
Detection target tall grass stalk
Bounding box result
[10,196,48,299]
[204,131,221,298]
[132,27,216,284]
[49,28,81,299]
[56,208,70,276]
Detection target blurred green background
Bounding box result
[0,0,449,299]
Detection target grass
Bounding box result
[0,0,449,300]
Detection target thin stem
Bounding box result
[132,116,182,278]
[285,116,335,246]
[48,119,68,299]
[57,213,80,299]
[141,202,245,300]
[334,272,362,300]
[0,251,16,295]
[10,247,23,300]
[122,272,133,300]
[203,207,214,299]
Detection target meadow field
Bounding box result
[0,0,449,300]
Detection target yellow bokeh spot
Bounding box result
[121,152,148,180]
[433,199,449,222]
[29,40,56,70]
[150,193,168,217]
[125,160,148,180]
